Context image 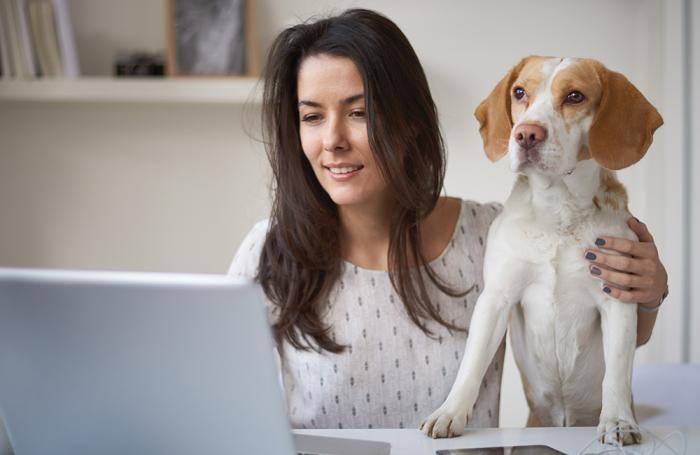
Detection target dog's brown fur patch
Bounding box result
[595,169,629,211]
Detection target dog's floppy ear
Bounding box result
[588,62,664,170]
[474,57,529,162]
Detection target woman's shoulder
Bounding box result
[456,198,503,229]
[227,219,270,280]
[442,199,502,266]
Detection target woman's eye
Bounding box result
[565,91,585,104]
[350,110,366,118]
[301,114,321,122]
[513,87,526,100]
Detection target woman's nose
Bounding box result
[322,116,349,152]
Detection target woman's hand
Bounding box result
[584,217,668,307]
[584,217,667,346]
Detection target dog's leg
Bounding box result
[420,280,520,438]
[597,299,640,445]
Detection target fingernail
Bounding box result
[595,238,605,246]
[585,252,597,260]
[591,266,601,276]
[603,287,611,294]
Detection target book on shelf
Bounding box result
[26,0,50,75]
[14,0,38,77]
[0,0,11,78]
[50,0,76,77]
[0,0,24,78]
[36,0,62,76]
[0,0,78,79]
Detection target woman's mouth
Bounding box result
[325,164,364,180]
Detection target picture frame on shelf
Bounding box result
[165,0,258,78]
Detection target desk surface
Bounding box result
[295,426,697,454]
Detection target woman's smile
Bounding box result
[325,163,365,180]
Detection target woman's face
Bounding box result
[297,54,389,209]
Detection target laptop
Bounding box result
[0,268,390,455]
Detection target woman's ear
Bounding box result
[588,62,664,170]
[474,57,529,162]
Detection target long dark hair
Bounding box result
[257,8,467,353]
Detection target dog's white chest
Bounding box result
[502,215,619,425]
[520,233,599,348]
[515,224,599,341]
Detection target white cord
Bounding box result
[577,426,687,455]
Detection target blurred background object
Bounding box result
[0,0,79,79]
[114,52,164,77]
[166,0,248,76]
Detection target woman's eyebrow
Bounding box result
[341,93,364,105]
[298,100,321,108]
[297,93,364,108]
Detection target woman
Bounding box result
[228,9,668,430]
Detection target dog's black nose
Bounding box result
[514,123,547,150]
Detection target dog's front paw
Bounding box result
[597,418,641,446]
[419,401,469,439]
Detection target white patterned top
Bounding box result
[228,199,504,429]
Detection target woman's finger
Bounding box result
[584,251,655,275]
[592,236,656,259]
[627,217,654,243]
[589,265,654,290]
[600,282,654,304]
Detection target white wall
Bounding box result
[0,102,270,273]
[0,0,693,428]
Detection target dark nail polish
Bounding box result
[603,287,611,294]
[591,267,601,276]
[595,238,605,246]
[585,252,596,261]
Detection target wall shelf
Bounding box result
[0,77,261,104]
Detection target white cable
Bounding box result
[577,425,687,455]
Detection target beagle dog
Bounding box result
[421,56,663,445]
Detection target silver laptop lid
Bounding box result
[0,268,295,455]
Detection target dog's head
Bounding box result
[475,56,663,176]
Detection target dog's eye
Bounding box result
[565,91,585,104]
[513,87,526,100]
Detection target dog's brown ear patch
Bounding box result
[474,57,530,162]
[588,62,664,170]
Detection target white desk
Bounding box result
[295,426,698,454]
